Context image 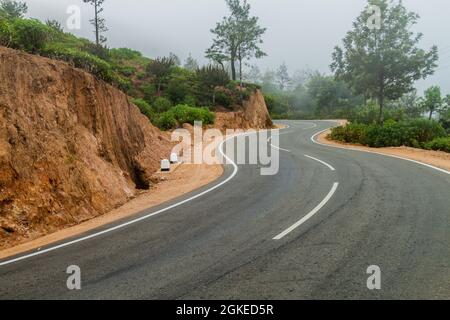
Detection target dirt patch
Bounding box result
[318,130,450,172]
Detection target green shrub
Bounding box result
[152,97,173,113]
[110,48,142,60]
[42,45,115,83]
[330,123,368,144]
[166,78,191,104]
[424,137,450,153]
[155,112,177,130]
[0,18,12,46]
[215,90,232,107]
[170,105,215,125]
[11,18,50,53]
[330,119,447,149]
[132,98,154,120]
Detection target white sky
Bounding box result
[25,0,450,94]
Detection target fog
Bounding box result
[25,0,450,94]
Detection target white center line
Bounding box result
[304,154,336,171]
[273,182,339,240]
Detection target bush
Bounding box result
[424,137,450,153]
[132,98,154,120]
[11,18,50,53]
[0,18,12,46]
[166,78,191,104]
[152,97,173,113]
[330,119,447,149]
[169,104,215,126]
[329,123,368,144]
[42,45,115,83]
[109,48,142,60]
[155,112,177,130]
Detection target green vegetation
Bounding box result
[330,119,449,152]
[206,0,266,82]
[0,1,265,131]
[331,0,438,123]
[155,105,215,130]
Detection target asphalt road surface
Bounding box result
[1,120,449,299]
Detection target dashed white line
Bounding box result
[304,154,336,171]
[273,182,339,240]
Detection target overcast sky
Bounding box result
[25,0,450,94]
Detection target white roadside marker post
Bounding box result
[170,153,178,164]
[161,159,170,172]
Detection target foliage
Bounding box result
[83,0,108,45]
[331,0,438,123]
[424,137,450,153]
[152,97,173,113]
[11,18,51,53]
[146,56,176,95]
[330,119,447,149]
[0,0,27,19]
[155,105,215,130]
[196,65,230,104]
[421,86,443,120]
[132,98,154,121]
[206,0,266,81]
[0,17,12,46]
[45,19,63,33]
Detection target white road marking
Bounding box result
[304,154,336,171]
[268,136,291,153]
[302,122,317,130]
[311,127,450,176]
[0,129,274,267]
[273,182,339,240]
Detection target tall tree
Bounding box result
[146,56,175,96]
[0,0,27,19]
[206,0,266,82]
[421,86,442,120]
[331,0,438,123]
[83,0,107,46]
[276,63,291,91]
[184,54,199,71]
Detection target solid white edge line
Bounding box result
[304,154,336,171]
[1,127,288,267]
[273,182,339,240]
[311,126,450,176]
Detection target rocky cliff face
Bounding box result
[214,89,273,131]
[0,47,171,246]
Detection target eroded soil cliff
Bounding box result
[214,89,273,131]
[0,47,172,247]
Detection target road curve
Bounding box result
[1,120,449,299]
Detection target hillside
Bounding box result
[0,46,172,246]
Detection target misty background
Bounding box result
[24,0,450,94]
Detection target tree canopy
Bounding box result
[331,0,438,123]
[206,0,266,82]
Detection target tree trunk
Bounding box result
[230,58,236,81]
[378,93,384,124]
[94,0,99,46]
[429,109,433,120]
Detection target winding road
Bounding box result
[1,120,449,299]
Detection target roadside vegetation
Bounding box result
[0,0,263,131]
